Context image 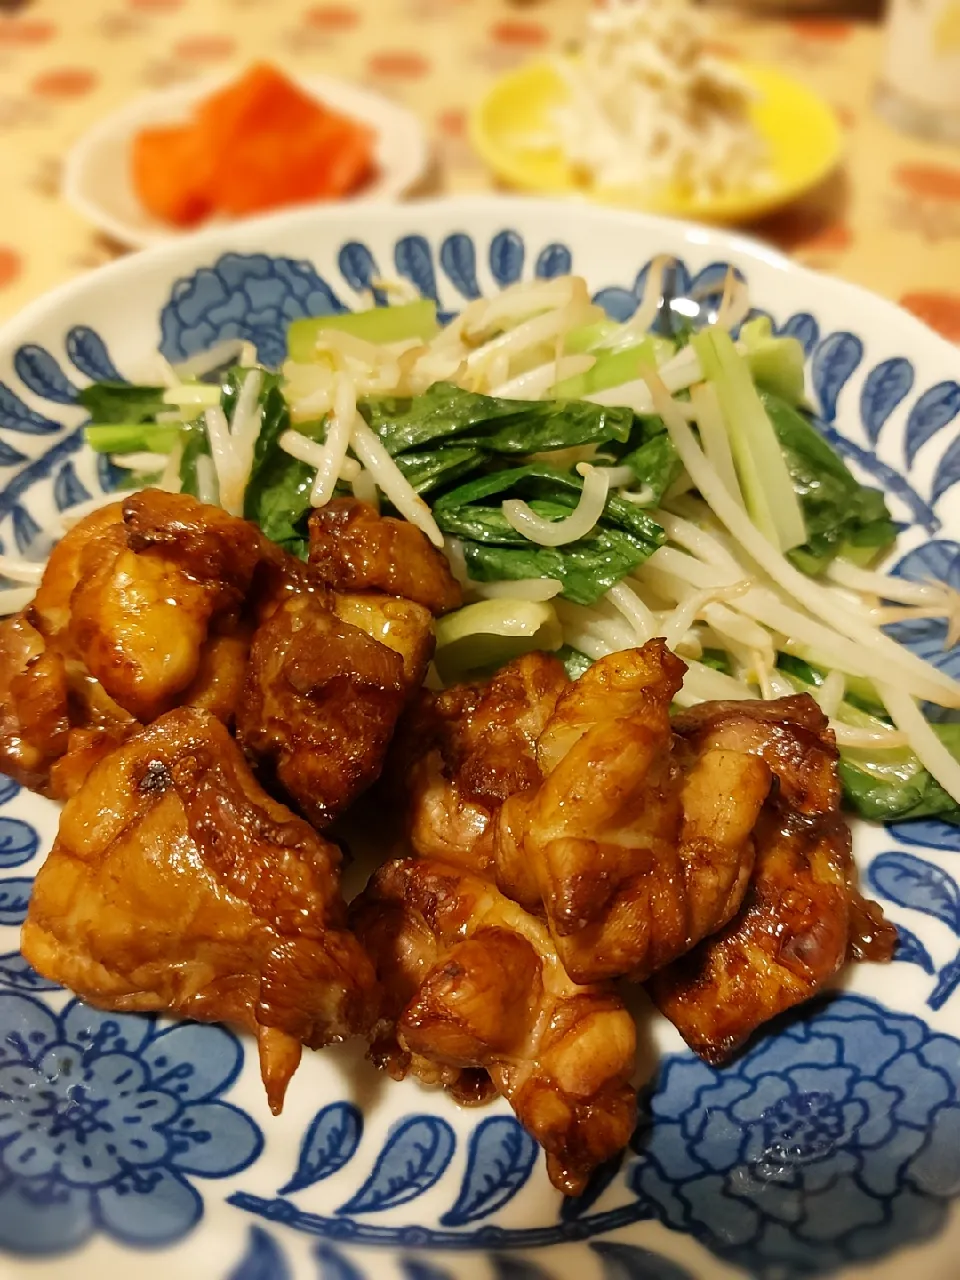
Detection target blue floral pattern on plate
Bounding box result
[3,214,960,1278]
[632,995,960,1278]
[0,996,262,1255]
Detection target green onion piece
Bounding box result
[692,327,807,553]
[740,317,807,407]
[287,301,439,361]
[550,338,656,399]
[434,599,562,682]
[84,423,182,454]
[562,318,621,353]
[778,648,885,716]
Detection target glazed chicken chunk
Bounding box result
[0,612,71,794]
[0,503,133,798]
[308,498,462,615]
[351,858,637,1195]
[649,800,897,1061]
[401,641,775,983]
[0,491,273,798]
[21,706,379,1112]
[395,650,569,888]
[240,499,455,823]
[237,591,409,828]
[67,489,266,722]
[671,695,842,816]
[499,641,778,982]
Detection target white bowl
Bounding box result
[63,70,430,250]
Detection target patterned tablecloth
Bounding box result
[1,0,959,338]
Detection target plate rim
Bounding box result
[2,195,953,367]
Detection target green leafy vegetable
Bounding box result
[434,464,664,546]
[458,510,657,606]
[287,301,438,362]
[556,645,594,679]
[762,391,898,575]
[699,648,735,675]
[776,653,960,825]
[85,423,181,454]
[394,446,487,495]
[838,744,960,826]
[776,654,885,716]
[361,383,525,455]
[242,384,315,558]
[617,417,683,505]
[77,382,167,425]
[464,399,634,456]
[178,421,213,503]
[361,382,633,458]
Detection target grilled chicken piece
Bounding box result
[67,490,266,722]
[28,502,125,643]
[351,858,637,1196]
[240,520,440,824]
[237,591,409,828]
[397,651,568,895]
[179,628,253,726]
[331,591,434,691]
[402,642,773,983]
[500,642,773,983]
[0,613,71,793]
[0,492,273,798]
[308,499,462,615]
[649,801,897,1061]
[671,695,841,815]
[0,504,137,797]
[21,707,379,1112]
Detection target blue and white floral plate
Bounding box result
[1,197,959,1280]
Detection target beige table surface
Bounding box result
[0,0,958,336]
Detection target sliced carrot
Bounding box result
[132,124,213,227]
[131,63,377,227]
[214,110,375,214]
[196,62,322,150]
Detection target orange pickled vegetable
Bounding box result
[132,124,213,228]
[131,63,376,228]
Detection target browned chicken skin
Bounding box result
[0,504,135,798]
[309,498,462,616]
[0,613,71,792]
[0,492,294,799]
[401,643,774,983]
[396,651,568,888]
[237,592,409,828]
[502,643,776,983]
[331,592,434,691]
[240,501,448,822]
[351,857,637,1195]
[21,706,379,1112]
[68,491,266,722]
[649,801,897,1061]
[671,695,841,815]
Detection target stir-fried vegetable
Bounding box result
[63,274,960,821]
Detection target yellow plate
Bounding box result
[470,59,844,224]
